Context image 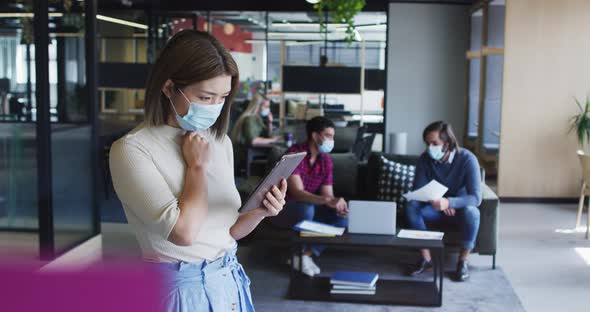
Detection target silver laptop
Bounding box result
[348,200,397,235]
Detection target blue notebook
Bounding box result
[330,271,379,288]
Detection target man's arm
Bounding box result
[287,174,329,205]
[319,184,334,197]
[319,184,348,215]
[447,154,482,209]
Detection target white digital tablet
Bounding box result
[239,152,307,213]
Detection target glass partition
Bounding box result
[467,58,481,139]
[0,4,38,231]
[49,6,96,252]
[0,0,100,260]
[0,124,38,230]
[481,2,505,152]
[266,11,386,123]
[466,8,483,141]
[97,11,148,119]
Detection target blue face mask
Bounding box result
[428,144,445,161]
[170,89,224,132]
[318,138,334,154]
[260,107,270,117]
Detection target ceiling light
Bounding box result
[245,39,266,44]
[306,0,320,4]
[286,40,324,46]
[0,12,147,31]
[97,14,148,29]
[245,39,282,44]
[50,32,84,37]
[272,22,347,28]
[0,13,63,17]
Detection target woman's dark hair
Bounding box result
[422,121,460,151]
[144,30,239,140]
[306,116,335,140]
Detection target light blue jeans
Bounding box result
[148,245,254,312]
[405,201,480,250]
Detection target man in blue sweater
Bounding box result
[405,121,482,282]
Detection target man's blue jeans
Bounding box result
[404,201,480,250]
[272,201,348,256]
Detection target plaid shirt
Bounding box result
[286,143,333,201]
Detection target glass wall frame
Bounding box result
[0,0,100,261]
[463,0,505,174]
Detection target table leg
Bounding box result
[433,249,438,285]
[438,247,444,306]
[289,244,295,279]
[299,245,303,272]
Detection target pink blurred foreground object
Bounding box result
[0,261,164,312]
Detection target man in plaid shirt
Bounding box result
[272,117,349,277]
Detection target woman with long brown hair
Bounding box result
[109,30,286,311]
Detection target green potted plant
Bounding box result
[312,0,366,43]
[569,96,590,148]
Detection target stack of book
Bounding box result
[329,271,379,295]
[293,220,346,237]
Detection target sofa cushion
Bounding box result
[376,156,416,211]
[365,153,420,200]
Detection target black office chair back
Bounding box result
[0,78,10,93]
[353,133,376,162]
[333,125,359,153]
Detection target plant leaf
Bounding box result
[575,97,583,112]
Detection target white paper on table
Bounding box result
[398,229,444,240]
[402,180,448,202]
[295,220,345,236]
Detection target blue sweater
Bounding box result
[412,148,482,209]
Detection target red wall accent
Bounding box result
[170,18,194,36]
[197,18,252,53]
[170,18,252,53]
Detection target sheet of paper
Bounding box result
[295,220,345,236]
[403,180,448,202]
[398,229,444,240]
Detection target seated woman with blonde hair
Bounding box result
[231,92,280,146]
[231,92,281,175]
